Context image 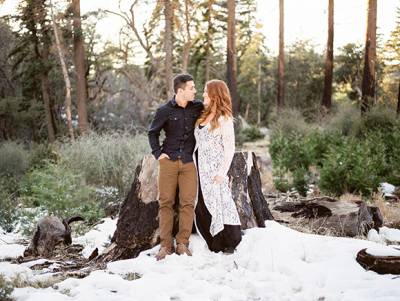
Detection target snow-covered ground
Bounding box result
[1,220,400,301]
[74,218,117,258]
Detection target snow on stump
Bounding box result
[273,197,383,237]
[98,152,273,262]
[356,248,400,275]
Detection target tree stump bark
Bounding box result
[98,152,273,262]
[356,248,400,274]
[273,197,383,237]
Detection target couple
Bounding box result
[148,73,242,261]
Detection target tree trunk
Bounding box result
[244,103,250,120]
[164,0,174,99]
[204,0,213,82]
[72,0,88,134]
[397,79,400,116]
[181,0,192,73]
[257,62,261,125]
[357,249,400,275]
[98,152,273,262]
[50,0,74,141]
[277,0,285,110]
[227,0,239,116]
[34,0,57,143]
[321,0,334,111]
[272,197,383,237]
[40,47,57,143]
[361,0,377,114]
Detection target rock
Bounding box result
[394,187,400,199]
[273,197,383,237]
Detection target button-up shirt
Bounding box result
[148,97,204,163]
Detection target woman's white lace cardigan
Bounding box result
[194,116,241,237]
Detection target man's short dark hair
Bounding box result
[173,73,194,93]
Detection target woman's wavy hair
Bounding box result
[197,79,233,130]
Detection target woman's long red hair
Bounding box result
[197,80,233,130]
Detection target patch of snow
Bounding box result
[0,244,25,258]
[380,182,396,197]
[366,245,400,257]
[13,287,70,301]
[246,151,253,176]
[259,127,270,136]
[379,227,400,243]
[0,227,26,258]
[368,227,400,245]
[95,186,119,198]
[20,259,50,268]
[367,229,386,244]
[74,218,117,258]
[0,262,33,280]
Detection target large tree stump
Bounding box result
[98,152,273,262]
[356,248,400,274]
[273,197,383,237]
[23,216,84,258]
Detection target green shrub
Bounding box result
[0,274,13,301]
[269,123,399,197]
[325,102,361,136]
[0,142,29,178]
[20,163,103,223]
[269,132,314,195]
[29,143,59,169]
[58,132,149,196]
[239,126,264,143]
[386,127,400,185]
[0,178,20,232]
[292,168,309,196]
[270,132,313,172]
[353,106,399,137]
[270,108,314,138]
[319,135,388,196]
[273,175,291,193]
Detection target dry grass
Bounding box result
[339,193,363,202]
[8,273,68,289]
[261,168,275,193]
[372,192,400,227]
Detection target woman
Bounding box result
[194,79,242,254]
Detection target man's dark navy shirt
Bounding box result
[148,97,204,163]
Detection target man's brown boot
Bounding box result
[176,243,192,256]
[156,246,174,261]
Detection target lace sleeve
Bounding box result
[216,117,235,178]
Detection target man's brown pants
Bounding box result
[158,158,197,249]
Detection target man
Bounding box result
[148,74,203,260]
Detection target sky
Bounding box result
[0,0,399,55]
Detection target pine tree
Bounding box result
[321,0,334,112]
[361,0,377,113]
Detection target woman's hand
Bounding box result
[213,175,224,184]
[158,153,170,160]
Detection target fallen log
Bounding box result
[356,248,400,274]
[273,197,383,237]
